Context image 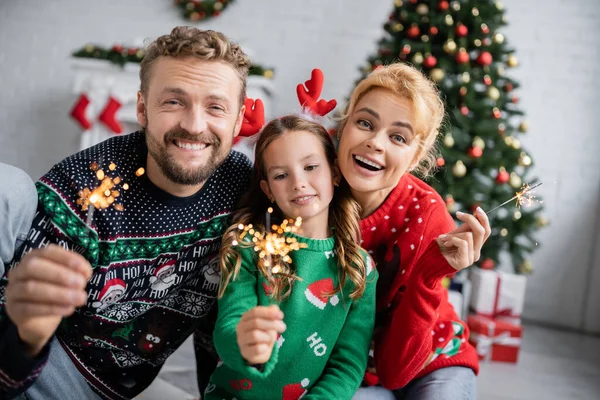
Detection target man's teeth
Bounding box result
[355,155,382,170]
[176,141,207,150]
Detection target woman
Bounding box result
[339,63,491,399]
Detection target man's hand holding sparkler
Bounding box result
[5,245,92,357]
[236,305,286,365]
[436,207,492,271]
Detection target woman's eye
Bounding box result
[357,119,372,129]
[391,134,407,144]
[305,165,318,171]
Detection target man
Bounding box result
[0,26,252,399]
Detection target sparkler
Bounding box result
[486,182,543,215]
[233,208,307,279]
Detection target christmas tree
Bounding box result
[360,0,546,274]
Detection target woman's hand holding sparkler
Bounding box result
[236,305,287,365]
[436,207,492,271]
[4,245,92,356]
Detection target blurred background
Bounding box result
[0,1,599,399]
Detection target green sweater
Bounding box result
[206,233,377,400]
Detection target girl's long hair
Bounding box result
[218,115,367,301]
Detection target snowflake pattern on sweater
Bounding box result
[359,174,479,390]
[0,131,252,399]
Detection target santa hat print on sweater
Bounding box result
[91,278,127,309]
[149,259,176,283]
[304,278,339,310]
[282,378,310,400]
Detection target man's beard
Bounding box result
[145,126,232,186]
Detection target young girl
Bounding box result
[204,115,378,400]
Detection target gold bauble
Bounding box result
[413,52,424,64]
[444,133,455,147]
[510,172,522,189]
[497,66,505,76]
[421,34,430,43]
[85,44,95,52]
[511,138,521,149]
[392,23,404,32]
[462,72,471,84]
[451,1,461,11]
[513,211,522,220]
[443,39,457,54]
[519,153,532,167]
[494,33,505,44]
[264,70,274,79]
[445,14,454,25]
[519,260,533,274]
[472,7,480,16]
[394,0,403,7]
[519,121,529,132]
[536,216,549,228]
[500,228,508,237]
[452,160,467,177]
[504,136,514,146]
[213,1,223,10]
[507,54,519,67]
[487,86,500,100]
[495,1,505,10]
[416,4,429,15]
[473,136,485,150]
[430,68,445,82]
[474,39,482,47]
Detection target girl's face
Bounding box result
[260,130,338,238]
[337,88,420,207]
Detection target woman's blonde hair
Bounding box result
[338,62,445,178]
[219,115,367,301]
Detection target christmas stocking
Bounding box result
[70,93,92,130]
[98,96,123,134]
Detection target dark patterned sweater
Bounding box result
[0,131,252,399]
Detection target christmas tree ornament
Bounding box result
[416,4,429,15]
[510,138,521,149]
[518,153,532,167]
[421,34,431,43]
[460,106,469,115]
[459,86,468,96]
[456,49,470,64]
[392,22,404,32]
[445,195,456,213]
[407,24,421,38]
[500,228,508,237]
[493,107,502,118]
[480,258,495,270]
[536,216,549,228]
[497,66,506,76]
[462,72,471,83]
[510,172,522,189]
[498,123,506,134]
[483,75,492,85]
[476,51,493,66]
[507,54,519,67]
[513,210,522,220]
[444,132,455,147]
[481,23,490,34]
[451,1,461,11]
[443,39,458,54]
[402,44,412,54]
[474,39,482,47]
[472,7,480,16]
[473,137,485,149]
[518,260,533,274]
[412,52,424,64]
[512,95,519,104]
[438,1,450,11]
[495,167,509,184]
[494,33,505,44]
[495,1,505,11]
[487,86,500,100]
[504,136,514,146]
[519,121,529,132]
[467,146,483,158]
[423,54,437,68]
[452,160,467,177]
[445,14,454,25]
[430,68,445,82]
[395,0,403,7]
[456,24,468,37]
[505,82,514,92]
[436,157,445,167]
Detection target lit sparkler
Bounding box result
[486,182,543,215]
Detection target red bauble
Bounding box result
[437,157,445,167]
[480,258,495,270]
[111,45,124,53]
[430,26,439,35]
[456,24,468,37]
[438,1,449,11]
[483,75,492,85]
[505,82,514,92]
[476,51,493,66]
[496,170,510,184]
[456,50,470,64]
[423,55,437,68]
[467,146,483,158]
[407,25,421,38]
[493,108,502,118]
[460,106,469,115]
[127,48,138,56]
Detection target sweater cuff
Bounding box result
[0,316,50,384]
[417,240,457,288]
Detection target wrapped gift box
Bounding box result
[469,268,526,324]
[468,314,522,363]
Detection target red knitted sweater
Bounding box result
[360,174,479,390]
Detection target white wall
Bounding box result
[0,0,599,332]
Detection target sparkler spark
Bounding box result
[486,182,543,215]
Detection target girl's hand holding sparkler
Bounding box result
[436,207,491,271]
[236,305,287,365]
